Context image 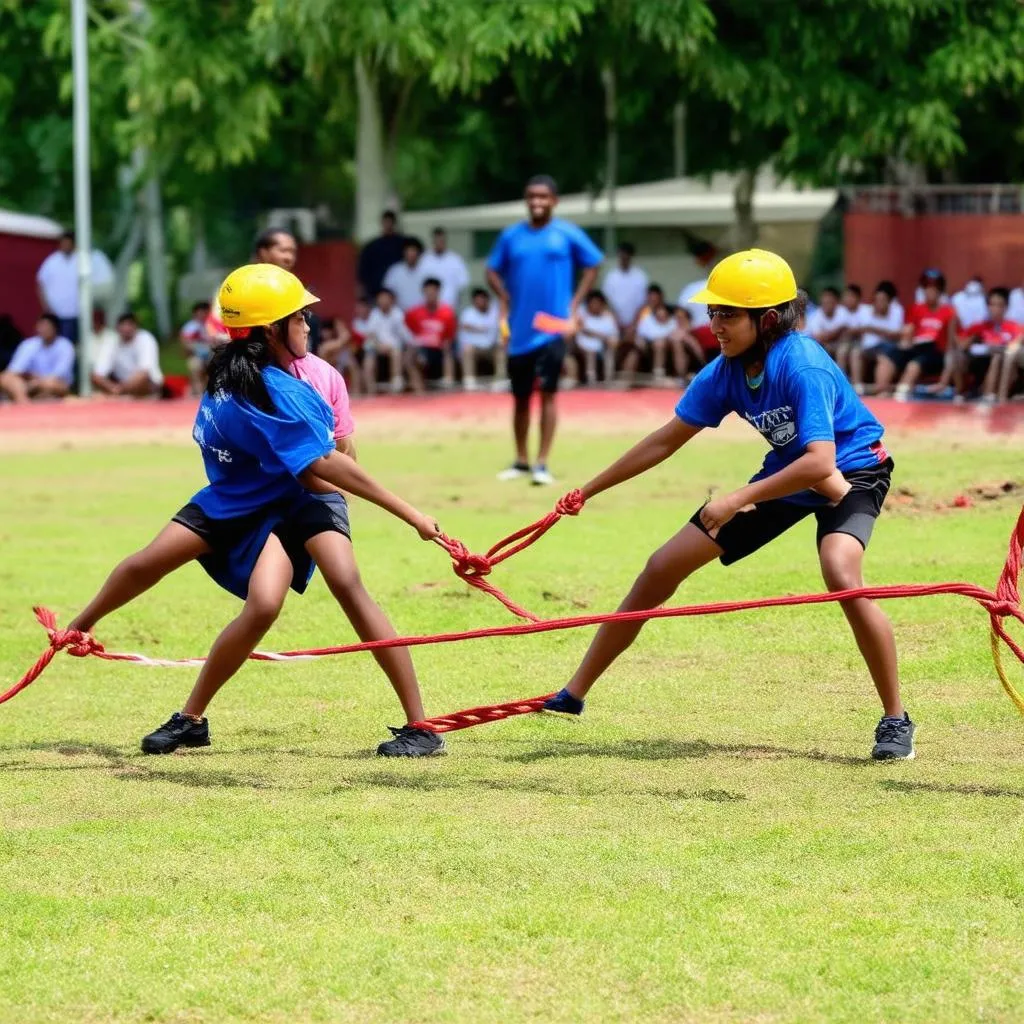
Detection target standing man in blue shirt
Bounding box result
[486,175,604,486]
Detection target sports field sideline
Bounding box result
[2,391,1023,1023]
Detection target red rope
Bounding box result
[5,495,1024,733]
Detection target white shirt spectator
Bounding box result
[36,249,115,317]
[677,278,711,328]
[857,303,904,350]
[806,305,852,341]
[94,327,164,385]
[364,307,410,352]
[458,304,499,350]
[418,250,469,309]
[7,334,76,385]
[602,265,648,328]
[1009,287,1024,324]
[382,261,426,312]
[636,311,677,344]
[577,311,618,354]
[952,281,987,327]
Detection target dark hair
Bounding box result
[117,312,137,326]
[875,280,898,299]
[585,289,606,304]
[647,283,664,297]
[919,269,946,292]
[192,301,211,315]
[526,174,558,195]
[744,299,802,349]
[253,227,293,257]
[844,283,862,299]
[471,287,489,301]
[618,242,636,257]
[206,323,283,414]
[403,236,424,253]
[60,230,75,243]
[432,226,446,237]
[422,277,442,290]
[820,286,840,300]
[376,287,396,300]
[381,210,397,223]
[989,287,1010,303]
[37,312,60,332]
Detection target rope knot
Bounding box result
[555,489,585,517]
[442,538,492,579]
[984,599,1022,620]
[48,628,104,658]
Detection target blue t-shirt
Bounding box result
[9,335,76,385]
[675,331,886,506]
[190,366,335,518]
[486,218,604,356]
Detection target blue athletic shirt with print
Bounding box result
[675,330,886,507]
[486,218,604,356]
[190,366,335,518]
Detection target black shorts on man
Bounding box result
[508,338,566,399]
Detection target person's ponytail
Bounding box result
[206,322,283,413]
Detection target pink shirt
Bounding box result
[289,353,355,440]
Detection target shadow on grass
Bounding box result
[880,779,1024,799]
[0,739,287,790]
[338,771,746,803]
[506,738,867,768]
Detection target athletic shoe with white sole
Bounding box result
[376,725,446,757]
[497,462,531,481]
[141,711,210,754]
[871,712,916,760]
[542,688,585,716]
[531,465,555,486]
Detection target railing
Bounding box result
[845,185,1023,216]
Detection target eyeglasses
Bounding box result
[707,307,744,321]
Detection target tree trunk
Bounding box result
[355,54,392,243]
[106,215,144,328]
[673,100,687,178]
[190,205,208,274]
[732,167,758,250]
[601,61,618,255]
[138,157,171,337]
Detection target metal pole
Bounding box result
[72,0,93,397]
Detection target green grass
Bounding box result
[2,424,1024,1023]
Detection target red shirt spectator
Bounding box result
[906,302,956,350]
[960,319,1023,347]
[405,302,456,350]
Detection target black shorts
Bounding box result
[690,458,893,566]
[508,339,566,399]
[415,346,445,378]
[879,342,945,376]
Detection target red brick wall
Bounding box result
[0,233,58,335]
[844,213,1024,303]
[296,240,357,324]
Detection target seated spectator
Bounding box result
[955,287,1024,403]
[458,287,504,391]
[364,288,409,395]
[602,242,648,344]
[850,281,903,395]
[631,301,681,388]
[344,299,371,397]
[91,312,164,398]
[180,301,213,396]
[668,306,706,384]
[316,317,351,369]
[569,289,618,386]
[806,286,854,373]
[841,283,862,319]
[876,269,956,400]
[0,313,74,403]
[952,276,987,329]
[382,237,426,312]
[404,277,457,394]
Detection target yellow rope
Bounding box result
[989,623,1024,715]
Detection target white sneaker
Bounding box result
[894,385,912,403]
[390,375,405,394]
[491,379,511,393]
[531,465,555,486]
[464,377,479,391]
[853,383,867,396]
[497,464,530,481]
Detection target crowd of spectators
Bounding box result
[4,216,1022,408]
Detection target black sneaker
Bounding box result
[871,712,916,760]
[376,725,446,758]
[542,688,585,716]
[141,712,210,754]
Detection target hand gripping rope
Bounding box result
[6,491,1024,733]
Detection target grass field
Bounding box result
[2,408,1024,1023]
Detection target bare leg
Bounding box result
[460,345,477,385]
[652,338,667,379]
[364,353,378,396]
[492,344,507,383]
[182,535,294,718]
[982,352,1002,399]
[818,532,902,717]
[874,354,898,395]
[898,358,923,392]
[997,346,1020,402]
[0,371,30,403]
[668,335,688,380]
[442,345,455,387]
[121,370,157,397]
[537,391,558,466]
[513,393,530,463]
[34,377,70,398]
[68,522,210,633]
[584,350,598,385]
[565,524,722,699]
[306,532,426,723]
[405,350,425,395]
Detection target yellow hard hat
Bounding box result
[217,264,319,329]
[689,249,797,308]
